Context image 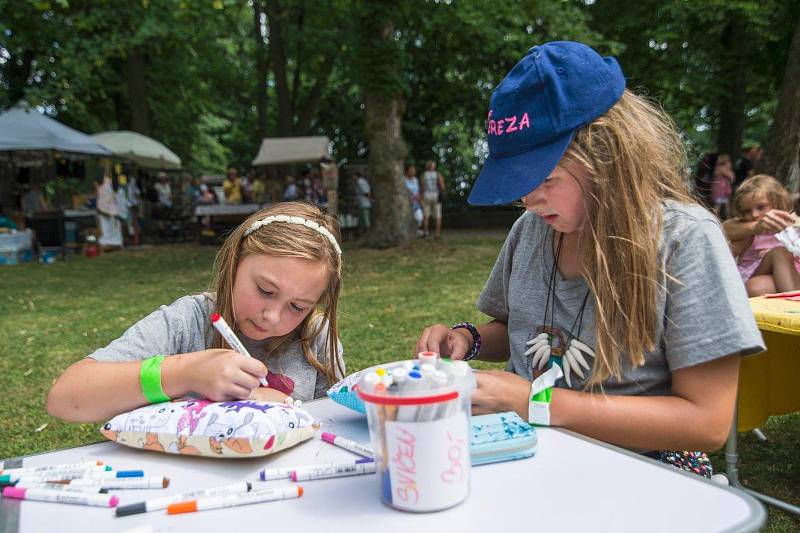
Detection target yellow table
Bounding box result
[726,296,800,514]
[738,296,800,430]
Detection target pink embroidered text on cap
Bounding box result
[486,110,531,136]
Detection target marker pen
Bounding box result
[361,372,380,393]
[2,486,119,507]
[167,486,302,515]
[419,362,436,377]
[439,359,470,417]
[10,469,143,484]
[12,481,108,494]
[427,369,449,420]
[210,313,268,387]
[390,367,407,389]
[320,432,373,458]
[0,466,112,483]
[0,461,105,476]
[397,370,425,421]
[418,351,439,365]
[259,460,365,481]
[290,460,376,481]
[68,476,169,489]
[115,481,251,517]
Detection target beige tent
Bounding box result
[91,130,181,169]
[251,136,330,166]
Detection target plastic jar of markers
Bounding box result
[356,352,475,512]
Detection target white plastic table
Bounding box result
[1,399,765,533]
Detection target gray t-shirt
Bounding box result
[87,294,344,401]
[477,200,764,395]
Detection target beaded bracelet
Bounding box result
[451,322,481,361]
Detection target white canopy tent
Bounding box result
[0,102,112,157]
[251,136,330,166]
[91,130,181,169]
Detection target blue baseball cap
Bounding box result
[468,41,626,206]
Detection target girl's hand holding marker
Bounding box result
[175,348,269,402]
[210,313,269,387]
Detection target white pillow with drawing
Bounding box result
[101,399,318,458]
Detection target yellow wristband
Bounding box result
[140,356,170,404]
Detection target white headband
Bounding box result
[244,214,342,256]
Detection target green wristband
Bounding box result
[140,356,170,404]
[531,387,552,404]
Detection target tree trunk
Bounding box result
[363,90,413,248]
[716,12,747,159]
[252,0,270,142]
[361,11,414,248]
[266,0,293,137]
[760,15,800,194]
[125,48,151,135]
[6,49,34,105]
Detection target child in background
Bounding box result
[710,153,734,219]
[417,42,763,472]
[404,165,424,234]
[722,174,800,296]
[47,202,344,422]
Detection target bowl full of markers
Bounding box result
[356,352,475,513]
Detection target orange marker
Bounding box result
[167,486,302,515]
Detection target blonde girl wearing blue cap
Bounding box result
[416,41,763,468]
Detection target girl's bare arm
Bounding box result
[475,354,740,451]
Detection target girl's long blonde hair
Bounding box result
[732,174,791,216]
[210,201,344,385]
[560,89,696,386]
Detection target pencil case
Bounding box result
[327,366,374,414]
[470,411,538,466]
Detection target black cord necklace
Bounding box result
[526,229,595,386]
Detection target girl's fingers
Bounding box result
[233,370,261,392]
[418,325,446,354]
[228,384,254,400]
[238,356,268,379]
[448,333,467,359]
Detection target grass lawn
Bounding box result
[0,233,797,529]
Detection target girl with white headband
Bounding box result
[48,202,344,422]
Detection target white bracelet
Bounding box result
[527,365,563,426]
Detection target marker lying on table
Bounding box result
[291,460,376,481]
[66,476,169,490]
[13,481,109,494]
[320,432,373,458]
[259,457,374,481]
[0,461,105,475]
[115,481,252,517]
[0,466,114,483]
[210,313,268,387]
[9,470,144,484]
[259,461,362,481]
[167,486,302,515]
[2,487,119,508]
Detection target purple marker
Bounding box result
[290,459,376,481]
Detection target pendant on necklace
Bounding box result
[525,333,595,387]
